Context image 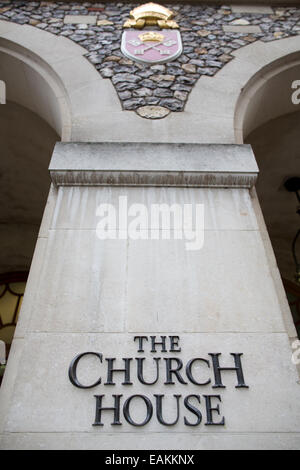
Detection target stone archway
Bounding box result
[245,110,300,337]
[0,19,115,142]
[0,21,90,359]
[229,37,300,340]
[0,27,68,360]
[186,35,300,144]
[0,20,124,366]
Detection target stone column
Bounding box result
[0,142,300,449]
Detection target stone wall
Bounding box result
[1,143,300,449]
[0,1,299,116]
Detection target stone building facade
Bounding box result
[0,0,300,450]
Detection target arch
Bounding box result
[235,52,300,142]
[0,20,113,142]
[185,35,300,144]
[188,34,300,343]
[222,36,300,342]
[232,37,300,143]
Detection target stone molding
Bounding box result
[49,142,259,188]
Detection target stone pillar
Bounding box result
[0,143,300,449]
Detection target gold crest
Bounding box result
[138,31,165,42]
[123,2,179,29]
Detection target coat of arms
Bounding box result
[121,3,182,65]
[121,30,182,65]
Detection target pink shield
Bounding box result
[121,30,182,64]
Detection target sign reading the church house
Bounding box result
[68,336,249,427]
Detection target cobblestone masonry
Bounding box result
[0,1,300,117]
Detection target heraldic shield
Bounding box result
[121,30,182,65]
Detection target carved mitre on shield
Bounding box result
[123,2,179,29]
